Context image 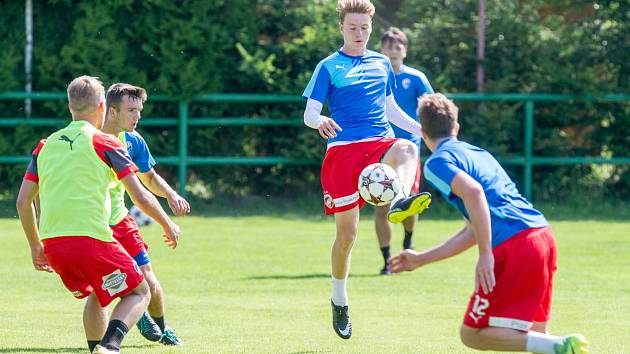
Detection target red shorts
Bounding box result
[321,138,399,215]
[43,236,144,307]
[463,227,557,331]
[111,214,148,259]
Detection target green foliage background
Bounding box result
[0,0,628,203]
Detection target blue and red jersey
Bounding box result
[123,131,156,173]
[423,138,549,248]
[302,50,396,146]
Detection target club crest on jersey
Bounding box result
[402,78,411,89]
[101,269,128,296]
[324,193,335,209]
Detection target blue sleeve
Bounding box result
[423,156,462,198]
[416,72,434,97]
[386,60,396,96]
[302,62,330,104]
[125,132,156,173]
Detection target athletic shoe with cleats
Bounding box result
[160,327,183,346]
[331,300,352,339]
[554,334,589,354]
[387,192,432,224]
[379,265,392,275]
[136,311,162,342]
[92,345,119,354]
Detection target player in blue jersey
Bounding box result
[302,0,432,340]
[388,94,588,354]
[102,83,190,346]
[375,27,434,275]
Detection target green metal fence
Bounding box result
[1,92,629,200]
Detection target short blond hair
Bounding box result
[67,75,105,115]
[419,93,459,139]
[337,0,375,22]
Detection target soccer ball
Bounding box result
[129,205,153,227]
[358,163,401,206]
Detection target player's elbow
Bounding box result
[303,111,310,126]
[15,194,32,214]
[461,182,485,202]
[130,190,152,209]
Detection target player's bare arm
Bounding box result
[137,169,190,216]
[450,171,496,295]
[121,173,180,249]
[16,179,52,272]
[388,225,475,273]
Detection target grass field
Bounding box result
[1,214,629,353]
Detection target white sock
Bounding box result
[526,331,561,354]
[331,276,348,306]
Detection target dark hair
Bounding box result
[419,93,459,139]
[381,27,408,48]
[105,83,147,111]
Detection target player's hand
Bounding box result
[167,193,190,216]
[387,249,423,273]
[31,243,53,273]
[163,221,181,249]
[317,117,342,139]
[475,251,495,294]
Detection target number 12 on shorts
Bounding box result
[468,294,489,324]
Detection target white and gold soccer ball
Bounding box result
[358,163,401,206]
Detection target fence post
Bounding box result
[524,100,534,200]
[178,100,188,197]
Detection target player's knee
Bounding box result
[459,325,483,350]
[133,279,151,301]
[392,140,417,161]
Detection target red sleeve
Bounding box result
[92,133,139,180]
[24,139,47,183]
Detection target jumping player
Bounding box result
[16,75,180,354]
[388,93,588,354]
[375,27,434,275]
[302,0,432,339]
[102,83,189,346]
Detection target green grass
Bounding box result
[1,215,629,353]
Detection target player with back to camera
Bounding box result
[16,76,181,354]
[388,93,589,354]
[302,0,432,340]
[102,83,190,346]
[375,27,434,275]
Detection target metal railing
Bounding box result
[1,92,629,199]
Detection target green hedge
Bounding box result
[0,0,628,203]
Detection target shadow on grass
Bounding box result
[0,348,86,353]
[0,344,156,353]
[244,272,379,280]
[2,194,627,221]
